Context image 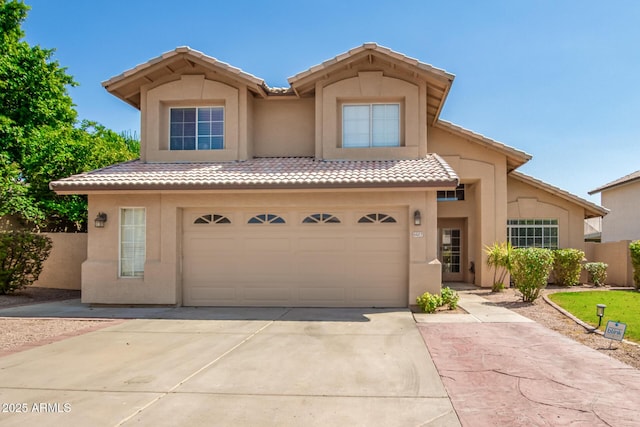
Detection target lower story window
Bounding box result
[507,219,558,249]
[120,208,146,278]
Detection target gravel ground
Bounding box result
[474,285,640,370]
[0,287,114,355]
[1,286,639,370]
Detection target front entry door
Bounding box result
[438,220,465,282]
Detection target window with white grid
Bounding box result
[120,208,146,278]
[343,103,400,148]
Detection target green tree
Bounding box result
[0,1,139,230]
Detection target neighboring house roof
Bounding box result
[435,120,532,171]
[50,156,459,193]
[102,47,269,109]
[288,43,455,124]
[588,169,640,194]
[509,171,608,218]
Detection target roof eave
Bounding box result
[510,171,609,218]
[435,121,532,169]
[50,179,459,195]
[588,175,640,195]
[102,47,267,108]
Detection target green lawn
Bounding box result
[548,291,640,343]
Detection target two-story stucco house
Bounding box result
[589,170,640,242]
[50,44,607,307]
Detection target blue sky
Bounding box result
[22,0,640,204]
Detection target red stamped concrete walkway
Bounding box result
[417,293,640,427]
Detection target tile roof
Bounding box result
[102,46,265,90]
[50,156,459,193]
[588,170,640,194]
[287,43,454,84]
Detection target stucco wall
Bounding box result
[83,190,442,306]
[319,71,425,160]
[600,182,640,242]
[142,75,244,162]
[507,177,586,251]
[585,241,634,287]
[252,98,315,157]
[34,233,87,290]
[429,126,509,287]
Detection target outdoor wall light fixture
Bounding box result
[596,304,607,329]
[94,212,108,228]
[414,210,421,226]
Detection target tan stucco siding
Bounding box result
[600,182,640,242]
[34,233,87,290]
[252,98,315,157]
[82,190,442,306]
[507,177,586,250]
[428,126,508,287]
[319,71,425,160]
[142,75,244,162]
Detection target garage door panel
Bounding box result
[354,237,405,252]
[295,256,347,279]
[297,237,346,252]
[188,286,237,304]
[244,237,290,252]
[183,208,407,307]
[187,237,238,254]
[353,286,404,305]
[241,287,292,304]
[299,288,347,305]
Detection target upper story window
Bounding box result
[170,107,224,150]
[437,184,465,201]
[343,103,400,148]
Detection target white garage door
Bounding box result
[182,209,408,307]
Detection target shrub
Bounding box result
[416,287,460,312]
[552,248,585,286]
[0,231,53,294]
[440,286,460,310]
[485,241,512,291]
[630,240,640,290]
[584,262,607,286]
[510,247,554,302]
[416,292,442,313]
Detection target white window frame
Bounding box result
[342,103,400,148]
[169,106,224,151]
[119,207,146,278]
[507,219,558,249]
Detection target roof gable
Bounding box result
[435,120,532,171]
[103,43,455,122]
[102,47,267,109]
[510,171,608,218]
[289,43,455,124]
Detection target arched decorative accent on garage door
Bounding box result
[302,213,341,224]
[194,214,231,224]
[248,214,286,224]
[357,213,397,224]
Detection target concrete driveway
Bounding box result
[0,305,459,426]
